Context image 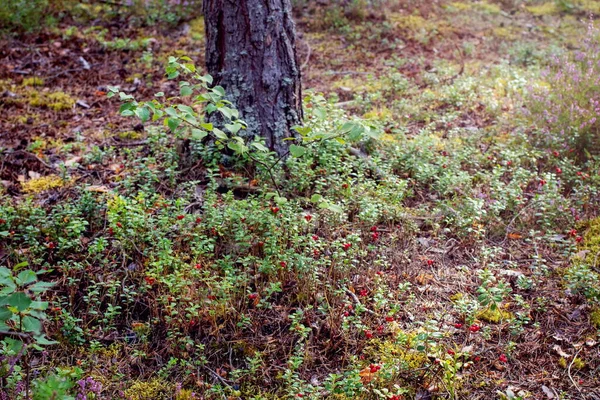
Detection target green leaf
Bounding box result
[34,335,57,346]
[154,92,165,97]
[30,301,48,311]
[7,292,32,312]
[29,281,55,295]
[227,141,247,154]
[16,270,36,286]
[293,126,312,136]
[289,145,307,158]
[251,142,269,152]
[177,105,195,115]
[180,86,193,97]
[22,316,41,333]
[225,123,242,134]
[167,118,181,132]
[0,307,12,321]
[327,204,344,213]
[191,129,208,141]
[134,107,150,123]
[310,194,323,203]
[200,122,214,131]
[14,261,29,270]
[165,107,179,118]
[213,128,228,141]
[314,107,326,119]
[212,86,225,97]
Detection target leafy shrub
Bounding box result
[523,20,600,159]
[0,0,49,33]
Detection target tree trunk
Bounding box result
[203,0,303,156]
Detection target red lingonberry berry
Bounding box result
[447,349,455,355]
[177,215,185,220]
[469,324,480,333]
[312,235,319,240]
[271,207,280,214]
[385,316,394,322]
[343,243,352,250]
[499,354,508,363]
[427,259,434,266]
[359,289,368,297]
[304,214,312,222]
[365,330,373,339]
[280,261,287,268]
[556,167,562,174]
[454,323,463,329]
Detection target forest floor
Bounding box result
[2,1,600,399]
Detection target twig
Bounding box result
[9,150,56,171]
[300,39,311,71]
[344,288,375,315]
[567,347,583,393]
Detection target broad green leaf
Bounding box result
[14,261,29,270]
[310,194,323,203]
[327,204,344,213]
[289,145,306,158]
[227,141,246,154]
[180,86,193,97]
[154,92,165,97]
[167,118,181,132]
[225,123,242,134]
[177,105,195,115]
[251,142,269,152]
[0,307,12,321]
[293,126,312,136]
[212,86,225,97]
[191,129,208,141]
[7,292,32,312]
[30,301,48,310]
[22,316,41,333]
[165,107,179,118]
[16,270,36,286]
[213,128,228,141]
[135,107,150,123]
[0,266,11,279]
[201,122,214,131]
[313,107,326,119]
[34,335,57,346]
[220,107,233,120]
[29,281,55,294]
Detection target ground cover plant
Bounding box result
[1,0,600,399]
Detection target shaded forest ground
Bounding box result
[2,1,600,399]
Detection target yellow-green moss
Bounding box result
[558,357,585,370]
[526,2,559,16]
[124,378,171,400]
[579,217,600,266]
[175,389,197,400]
[22,77,45,87]
[591,308,600,329]
[477,307,514,323]
[364,336,429,371]
[21,175,65,194]
[189,17,205,41]
[363,107,393,121]
[28,90,76,111]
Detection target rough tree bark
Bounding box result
[203,0,303,156]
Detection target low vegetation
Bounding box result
[1,0,600,399]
